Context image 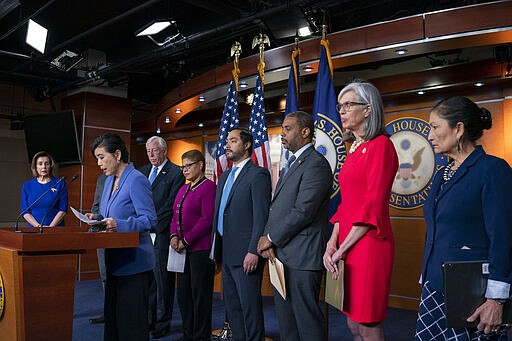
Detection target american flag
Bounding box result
[249,74,271,173]
[214,76,239,183]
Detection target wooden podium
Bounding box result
[0,226,139,341]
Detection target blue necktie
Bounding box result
[217,166,238,236]
[149,166,158,184]
[282,155,296,178]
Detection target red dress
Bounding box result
[330,135,398,323]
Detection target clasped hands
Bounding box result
[257,236,276,264]
[170,236,186,253]
[323,244,344,280]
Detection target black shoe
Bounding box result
[151,327,170,339]
[89,315,105,324]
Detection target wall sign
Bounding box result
[0,272,4,319]
[386,117,446,209]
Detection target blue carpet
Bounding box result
[73,280,418,340]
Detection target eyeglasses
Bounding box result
[336,101,368,112]
[180,161,199,170]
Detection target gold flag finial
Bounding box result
[230,41,242,88]
[252,33,270,85]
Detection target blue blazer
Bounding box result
[421,146,512,293]
[212,160,271,265]
[99,163,157,276]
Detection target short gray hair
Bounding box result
[146,136,167,151]
[338,80,386,140]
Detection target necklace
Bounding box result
[349,140,364,154]
[443,161,457,181]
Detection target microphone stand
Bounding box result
[39,175,79,233]
[14,176,66,232]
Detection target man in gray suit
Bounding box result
[212,127,271,341]
[258,111,332,341]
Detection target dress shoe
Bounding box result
[89,315,105,324]
[151,327,170,339]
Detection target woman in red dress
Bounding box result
[323,80,398,340]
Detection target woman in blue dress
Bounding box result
[20,151,67,227]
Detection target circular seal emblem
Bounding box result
[386,117,447,209]
[314,113,346,199]
[0,272,4,319]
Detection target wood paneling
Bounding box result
[0,247,21,340]
[425,1,512,38]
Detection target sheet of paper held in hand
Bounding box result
[325,260,344,310]
[167,248,186,273]
[70,206,102,225]
[269,257,286,299]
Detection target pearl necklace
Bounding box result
[443,161,457,181]
[349,140,364,154]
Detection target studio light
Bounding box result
[50,50,83,72]
[239,81,248,88]
[474,81,484,87]
[298,26,312,37]
[417,90,425,95]
[156,127,161,134]
[175,108,181,114]
[199,95,205,102]
[395,48,408,55]
[198,123,205,128]
[26,19,48,54]
[136,20,173,36]
[165,116,170,124]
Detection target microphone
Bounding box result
[39,174,79,233]
[14,176,67,232]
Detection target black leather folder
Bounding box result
[443,260,512,328]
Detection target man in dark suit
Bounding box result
[211,127,271,341]
[139,136,185,339]
[258,111,332,341]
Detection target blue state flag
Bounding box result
[312,39,347,228]
[280,49,300,175]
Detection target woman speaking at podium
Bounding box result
[20,151,68,227]
[86,133,157,341]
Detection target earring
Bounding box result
[456,137,462,154]
[117,159,120,164]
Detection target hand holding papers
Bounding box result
[269,258,286,299]
[325,260,344,310]
[167,248,186,273]
[70,207,107,232]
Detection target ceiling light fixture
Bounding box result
[474,81,484,87]
[156,127,161,134]
[26,19,48,54]
[198,123,204,128]
[303,65,313,72]
[199,95,205,102]
[395,48,408,55]
[165,116,170,124]
[175,108,181,114]
[417,90,425,95]
[136,20,173,36]
[239,81,248,88]
[298,26,312,37]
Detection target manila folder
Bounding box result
[325,260,344,310]
[269,258,286,299]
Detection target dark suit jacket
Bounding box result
[264,145,333,271]
[421,146,512,293]
[139,159,185,248]
[212,160,271,265]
